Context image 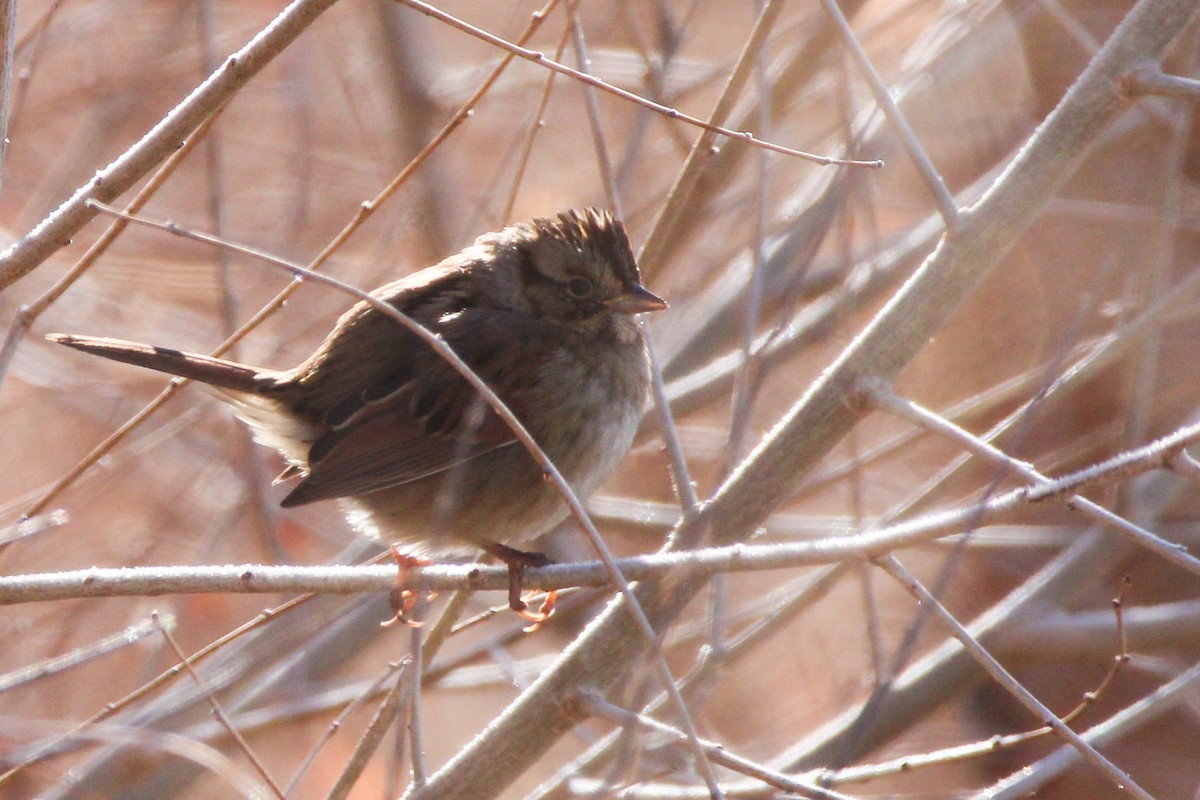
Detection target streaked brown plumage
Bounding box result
[49,209,665,620]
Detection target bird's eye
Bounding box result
[567,277,593,298]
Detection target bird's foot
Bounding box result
[483,543,558,632]
[383,547,435,627]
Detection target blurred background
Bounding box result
[2,0,1200,797]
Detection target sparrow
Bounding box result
[48,208,666,623]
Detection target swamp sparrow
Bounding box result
[49,208,666,622]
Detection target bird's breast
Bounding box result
[521,339,648,494]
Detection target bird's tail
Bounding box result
[46,334,273,394]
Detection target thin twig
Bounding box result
[156,613,286,799]
[501,23,571,222]
[808,579,1132,785]
[647,336,701,517]
[975,657,1200,800]
[0,616,165,693]
[567,1,622,217]
[408,625,427,788]
[195,0,282,551]
[283,660,406,796]
[875,555,1152,800]
[325,660,413,800]
[7,0,68,128]
[0,0,17,190]
[817,0,955,225]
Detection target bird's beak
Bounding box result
[608,283,668,314]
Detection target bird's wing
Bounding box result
[279,408,516,507]
[280,308,556,507]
